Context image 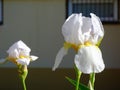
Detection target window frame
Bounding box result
[66,0,120,24]
[0,0,3,25]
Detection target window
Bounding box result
[66,0,120,23]
[0,0,3,25]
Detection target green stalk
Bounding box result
[21,76,27,90]
[18,65,28,90]
[75,68,82,90]
[89,73,95,90]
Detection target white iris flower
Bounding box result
[53,13,105,74]
[7,40,38,65]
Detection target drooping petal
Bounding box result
[52,47,68,71]
[30,55,39,61]
[17,58,30,65]
[74,45,105,74]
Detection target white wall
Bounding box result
[0,0,120,68]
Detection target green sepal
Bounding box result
[96,38,103,47]
[66,77,90,90]
[19,68,28,81]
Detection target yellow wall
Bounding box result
[0,0,120,68]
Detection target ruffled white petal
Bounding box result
[30,55,39,61]
[7,49,19,58]
[74,46,105,74]
[62,13,84,45]
[90,13,104,44]
[17,58,30,65]
[81,17,92,42]
[62,13,104,45]
[52,47,68,71]
[7,40,31,57]
[6,40,38,66]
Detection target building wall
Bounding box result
[0,0,120,69]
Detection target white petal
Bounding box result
[30,55,39,61]
[74,46,105,74]
[81,17,92,34]
[17,58,30,65]
[8,49,19,58]
[90,13,104,44]
[52,47,68,71]
[7,40,31,57]
[81,17,92,42]
[62,13,84,45]
[16,40,31,52]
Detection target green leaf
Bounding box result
[66,77,90,90]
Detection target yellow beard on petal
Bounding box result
[7,55,30,65]
[64,41,98,52]
[63,42,71,49]
[71,44,80,52]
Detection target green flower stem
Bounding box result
[89,73,95,90]
[76,68,82,90]
[21,76,27,90]
[18,65,28,90]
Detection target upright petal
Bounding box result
[90,13,104,44]
[52,47,68,71]
[81,17,92,42]
[16,40,31,52]
[62,13,84,45]
[7,49,19,58]
[74,45,105,74]
[7,40,31,58]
